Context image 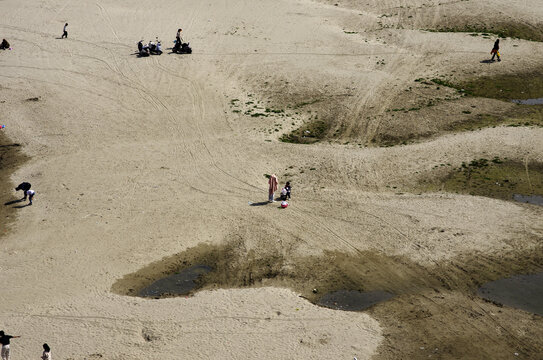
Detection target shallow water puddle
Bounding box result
[317,290,394,311]
[511,98,543,105]
[138,265,212,297]
[478,272,543,316]
[513,194,543,206]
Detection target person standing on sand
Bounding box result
[490,39,501,62]
[41,343,51,360]
[61,23,68,38]
[268,174,278,202]
[0,330,21,360]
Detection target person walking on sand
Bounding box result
[0,330,21,360]
[268,174,278,202]
[15,182,31,200]
[41,343,51,360]
[490,39,500,62]
[25,188,35,205]
[61,23,68,38]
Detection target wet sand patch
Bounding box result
[0,131,29,240]
[318,290,394,311]
[420,159,543,203]
[115,241,543,357]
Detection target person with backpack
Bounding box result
[490,39,501,62]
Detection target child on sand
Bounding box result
[280,182,291,200]
[41,343,51,360]
[490,39,501,62]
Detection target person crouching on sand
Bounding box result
[491,39,501,62]
[26,189,35,205]
[15,182,31,200]
[0,39,9,50]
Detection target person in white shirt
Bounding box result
[25,189,35,205]
[61,23,68,38]
[41,343,51,360]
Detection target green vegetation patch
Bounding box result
[422,158,543,201]
[280,120,330,144]
[460,71,543,101]
[426,22,543,42]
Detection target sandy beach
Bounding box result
[1,0,542,359]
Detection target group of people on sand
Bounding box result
[267,174,291,206]
[137,38,163,56]
[1,330,51,360]
[137,28,191,56]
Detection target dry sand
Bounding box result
[1,0,543,359]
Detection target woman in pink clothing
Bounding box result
[268,174,278,202]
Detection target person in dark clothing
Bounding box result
[0,330,21,360]
[62,23,68,38]
[15,182,31,200]
[0,39,9,50]
[491,39,501,62]
[285,181,291,199]
[41,343,51,360]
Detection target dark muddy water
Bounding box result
[317,290,394,311]
[138,265,212,298]
[513,194,543,206]
[511,98,543,105]
[478,272,543,316]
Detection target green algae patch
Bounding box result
[426,22,543,42]
[423,159,543,201]
[448,105,543,132]
[280,120,330,144]
[460,71,543,101]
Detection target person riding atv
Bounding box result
[172,39,192,54]
[137,40,149,57]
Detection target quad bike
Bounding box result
[172,39,192,54]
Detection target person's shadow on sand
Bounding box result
[4,199,23,206]
[12,203,31,208]
[480,59,495,64]
[249,201,269,206]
